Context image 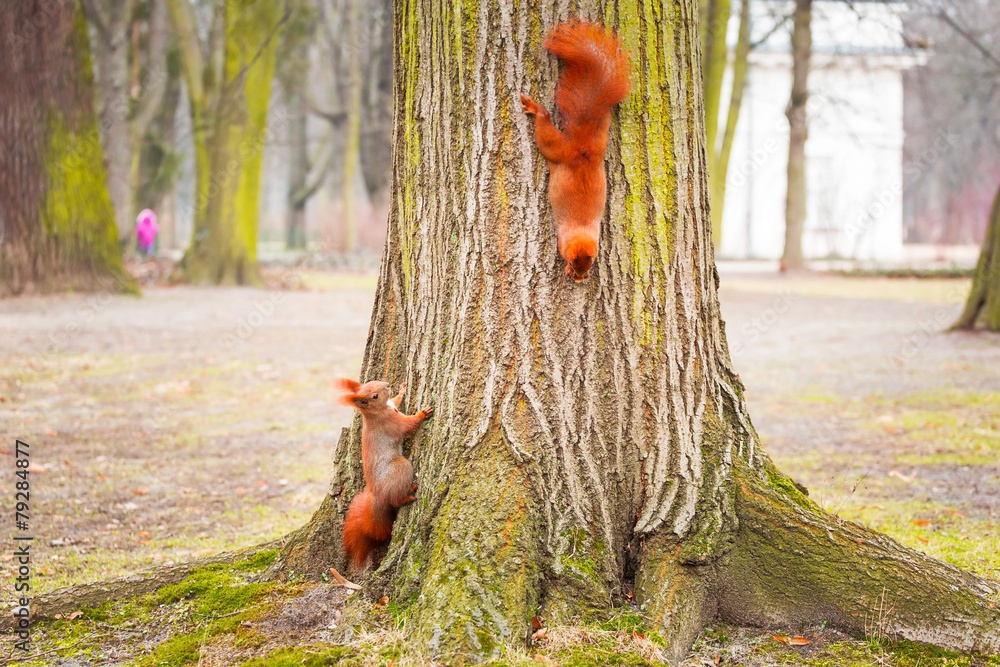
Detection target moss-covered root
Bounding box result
[399,453,544,665]
[718,460,1000,654]
[635,535,717,663]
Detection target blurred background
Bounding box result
[4,0,996,288]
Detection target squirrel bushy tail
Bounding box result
[342,488,395,571]
[546,21,631,143]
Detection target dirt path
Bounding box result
[1,271,997,593]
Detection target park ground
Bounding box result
[0,268,998,665]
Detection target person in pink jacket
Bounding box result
[136,209,159,256]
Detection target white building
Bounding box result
[718,0,926,261]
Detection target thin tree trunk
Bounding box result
[272,0,1000,662]
[709,0,751,248]
[340,0,364,253]
[952,181,1000,330]
[783,0,810,270]
[286,89,309,251]
[84,0,133,243]
[0,0,133,295]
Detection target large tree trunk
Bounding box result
[783,0,810,270]
[0,0,133,295]
[952,181,1000,330]
[168,0,283,285]
[273,0,1000,662]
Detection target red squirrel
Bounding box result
[336,379,433,571]
[520,20,631,282]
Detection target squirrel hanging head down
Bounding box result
[335,378,433,571]
[520,20,631,282]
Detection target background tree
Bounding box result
[166,0,287,284]
[782,0,810,270]
[701,0,752,248]
[275,0,328,250]
[952,182,1000,330]
[0,0,133,295]
[904,0,1000,246]
[269,0,1000,661]
[81,0,170,247]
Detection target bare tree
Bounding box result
[783,0,811,270]
[267,0,1000,661]
[81,0,169,245]
[702,0,752,247]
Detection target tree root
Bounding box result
[636,459,1000,662]
[1,539,285,629]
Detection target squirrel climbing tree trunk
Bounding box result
[272,0,1000,662]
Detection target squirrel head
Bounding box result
[335,378,393,412]
[564,238,596,282]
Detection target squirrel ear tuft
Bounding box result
[334,378,364,407]
[337,393,363,407]
[334,378,362,392]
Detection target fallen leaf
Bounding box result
[531,628,547,641]
[773,634,810,646]
[531,616,543,631]
[27,463,46,473]
[132,487,150,495]
[887,470,916,483]
[917,536,929,544]
[912,519,933,527]
[67,611,83,620]
[379,596,389,605]
[44,430,56,437]
[138,531,152,538]
[532,656,557,665]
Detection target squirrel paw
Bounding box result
[394,494,417,507]
[420,406,435,419]
[409,481,418,494]
[520,93,540,116]
[397,382,406,397]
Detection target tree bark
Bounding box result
[783,0,810,270]
[952,181,1000,331]
[168,0,284,285]
[273,0,1000,662]
[0,0,133,295]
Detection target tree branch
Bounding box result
[80,0,110,41]
[936,10,1000,70]
[130,0,170,141]
[164,0,205,110]
[292,135,335,206]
